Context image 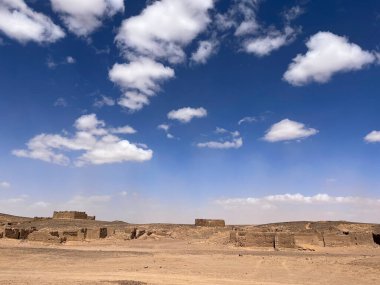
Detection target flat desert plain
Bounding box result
[1,238,380,285]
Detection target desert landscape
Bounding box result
[1,212,380,285]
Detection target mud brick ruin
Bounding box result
[230,222,380,249]
[52,211,95,220]
[195,219,226,227]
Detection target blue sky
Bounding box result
[1,0,380,224]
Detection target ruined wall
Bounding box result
[323,232,375,247]
[323,232,353,247]
[61,228,87,241]
[275,233,295,249]
[294,232,324,248]
[195,219,225,227]
[52,211,89,220]
[28,231,64,244]
[232,231,275,247]
[86,228,107,239]
[231,229,375,249]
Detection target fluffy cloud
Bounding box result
[215,193,373,207]
[364,131,380,143]
[111,0,214,111]
[66,56,75,64]
[50,0,124,36]
[238,116,257,125]
[283,32,377,85]
[0,0,65,43]
[197,128,243,149]
[231,0,260,36]
[264,119,318,142]
[191,39,218,64]
[115,0,214,63]
[93,95,115,108]
[157,124,175,139]
[12,114,152,166]
[0,181,10,189]
[109,58,175,111]
[54,97,67,107]
[68,194,112,205]
[218,1,301,57]
[244,26,298,57]
[110,126,136,135]
[214,193,380,223]
[168,107,207,123]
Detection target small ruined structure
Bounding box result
[52,211,95,220]
[195,219,225,227]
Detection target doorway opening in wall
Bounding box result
[372,233,380,245]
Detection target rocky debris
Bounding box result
[27,231,65,244]
[110,281,147,285]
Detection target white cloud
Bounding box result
[68,194,111,205]
[111,0,214,112]
[158,124,170,132]
[110,125,136,135]
[12,114,152,166]
[0,181,11,189]
[157,124,176,139]
[244,26,298,57]
[283,32,377,86]
[283,6,304,22]
[214,193,380,222]
[115,0,214,63]
[197,128,243,149]
[0,0,65,44]
[31,201,50,208]
[214,193,380,213]
[168,107,207,123]
[54,97,67,107]
[191,39,218,64]
[50,0,124,36]
[238,116,257,125]
[218,1,300,57]
[197,137,243,149]
[93,95,115,108]
[232,0,260,36]
[66,56,75,64]
[109,58,175,111]
[364,130,380,143]
[216,193,380,207]
[263,119,318,142]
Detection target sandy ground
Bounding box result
[1,239,380,285]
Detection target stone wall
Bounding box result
[195,219,225,227]
[61,228,87,241]
[232,231,275,247]
[28,231,64,244]
[231,229,376,249]
[275,233,295,249]
[86,228,107,239]
[52,211,89,220]
[294,232,324,248]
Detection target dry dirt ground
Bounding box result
[1,238,380,285]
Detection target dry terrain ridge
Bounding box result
[0,211,380,284]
